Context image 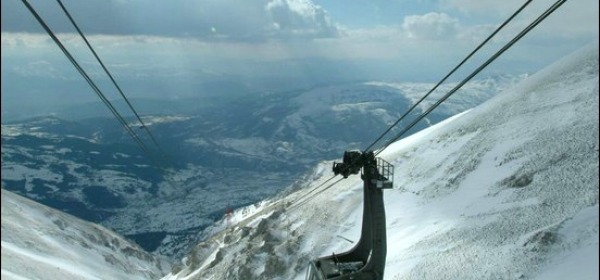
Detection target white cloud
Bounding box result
[12,60,68,79]
[265,0,339,38]
[402,12,459,40]
[1,32,53,50]
[1,0,597,90]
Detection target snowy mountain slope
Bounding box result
[163,42,599,280]
[1,189,169,280]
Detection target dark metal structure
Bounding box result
[307,151,393,280]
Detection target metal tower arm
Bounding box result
[307,151,393,280]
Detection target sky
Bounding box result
[1,0,598,113]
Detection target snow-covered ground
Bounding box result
[0,189,169,280]
[163,42,599,280]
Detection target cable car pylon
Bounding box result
[307,151,393,280]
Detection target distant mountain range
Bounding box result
[1,76,523,259]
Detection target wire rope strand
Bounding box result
[363,0,534,153]
[55,0,172,167]
[288,177,344,211]
[375,0,568,156]
[293,0,567,208]
[20,0,164,170]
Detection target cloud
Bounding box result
[402,12,459,40]
[0,0,339,41]
[12,60,69,79]
[265,0,339,38]
[1,0,596,96]
[1,32,53,49]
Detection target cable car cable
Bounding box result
[288,176,344,211]
[375,0,567,156]
[20,0,165,171]
[363,0,534,153]
[292,0,537,207]
[55,0,173,167]
[289,0,567,211]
